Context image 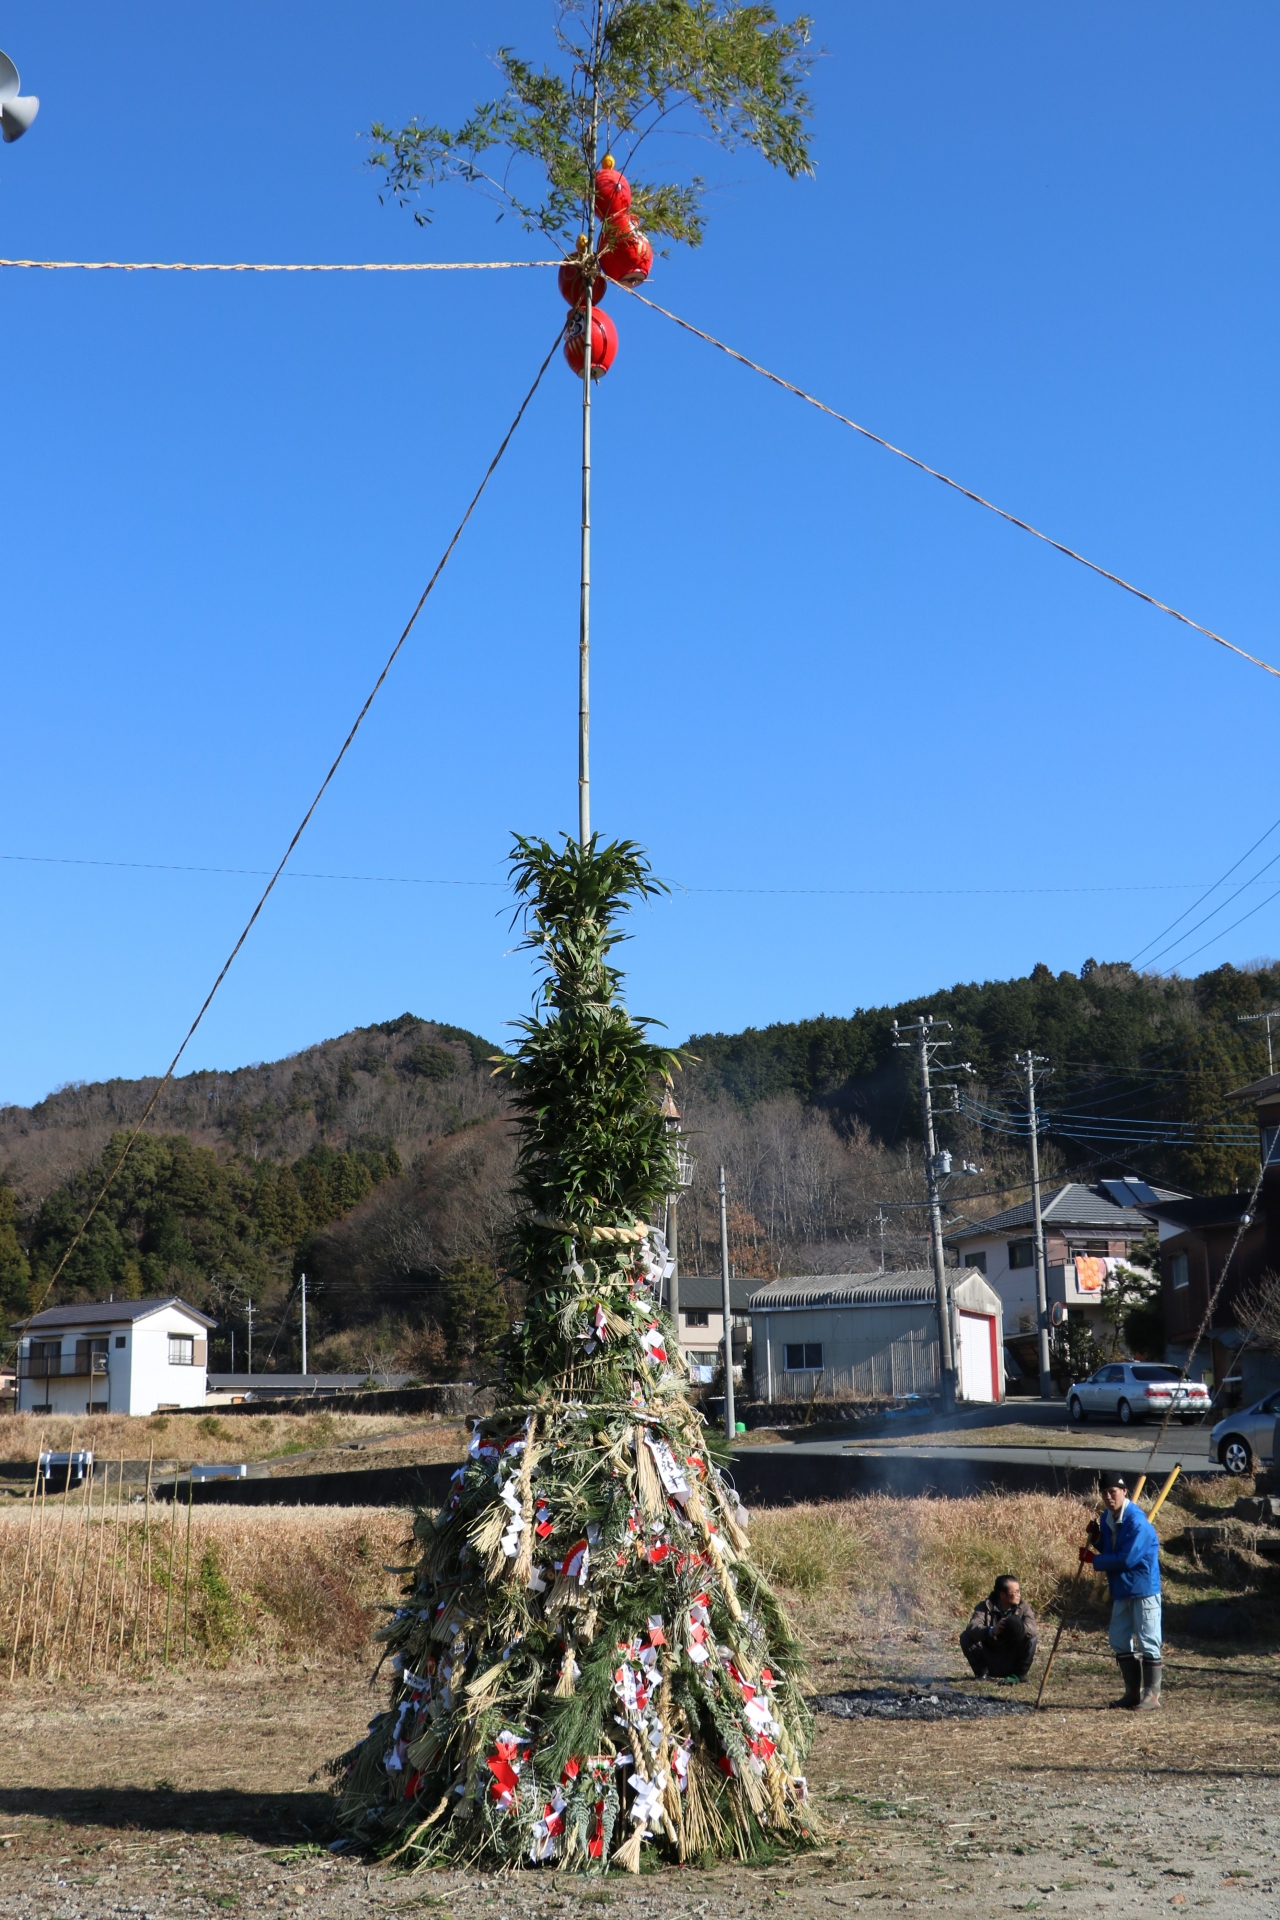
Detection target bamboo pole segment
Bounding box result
[8,1435,44,1683]
[41,1426,78,1669]
[1146,1464,1181,1522]
[1131,1474,1148,1504]
[139,1446,155,1663]
[163,1466,180,1664]
[25,1456,50,1678]
[103,1459,126,1676]
[57,1443,97,1680]
[85,1458,112,1678]
[182,1465,195,1658]
[116,1461,134,1674]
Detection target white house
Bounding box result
[942,1179,1181,1357]
[664,1274,754,1383]
[748,1269,1005,1405]
[15,1297,215,1417]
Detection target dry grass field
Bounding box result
[0,1409,468,1473]
[1,1483,1277,1919]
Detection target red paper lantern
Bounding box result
[558,259,606,308]
[593,157,632,222]
[564,305,618,378]
[599,219,652,288]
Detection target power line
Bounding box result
[623,284,1280,686]
[1129,807,1280,965]
[0,849,1212,899]
[0,257,558,273]
[1136,840,1280,971]
[6,323,564,1356]
[1158,878,1280,977]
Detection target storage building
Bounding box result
[748,1269,1004,1405]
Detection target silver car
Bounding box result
[1211,1390,1280,1475]
[1067,1362,1212,1427]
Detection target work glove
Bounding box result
[1078,1547,1095,1567]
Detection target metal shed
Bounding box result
[748,1269,1004,1405]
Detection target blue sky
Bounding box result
[2,2,1278,1108]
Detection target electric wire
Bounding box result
[1129,808,1280,966]
[621,284,1280,685]
[0,849,1212,898]
[1157,879,1280,977]
[0,257,558,272]
[6,322,565,1361]
[1137,843,1280,973]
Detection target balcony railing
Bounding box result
[18,1352,109,1380]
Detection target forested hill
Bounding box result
[0,1014,505,1209]
[685,959,1280,1193]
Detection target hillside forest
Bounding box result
[1,960,1276,1378]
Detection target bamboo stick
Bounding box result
[163,1465,180,1664]
[8,1434,45,1683]
[102,1458,126,1677]
[143,1446,155,1660]
[115,1460,134,1674]
[41,1426,78,1670]
[57,1443,97,1679]
[1146,1463,1181,1521]
[85,1457,112,1678]
[1035,1561,1085,1709]
[25,1455,50,1678]
[182,1465,195,1657]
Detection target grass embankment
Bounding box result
[1,1476,1270,1685]
[0,1409,465,1470]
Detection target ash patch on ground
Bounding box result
[811,1682,1030,1720]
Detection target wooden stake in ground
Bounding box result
[41,1426,78,1671]
[8,1434,44,1683]
[103,1458,127,1677]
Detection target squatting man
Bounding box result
[1080,1469,1163,1710]
[960,1575,1038,1682]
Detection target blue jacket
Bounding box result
[1093,1499,1161,1599]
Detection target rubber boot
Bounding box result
[1136,1659,1163,1710]
[1107,1654,1142,1708]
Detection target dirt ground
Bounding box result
[2,1627,1276,1920]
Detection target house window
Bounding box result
[684,1309,710,1327]
[1008,1239,1035,1269]
[784,1342,823,1371]
[964,1251,987,1275]
[1170,1253,1189,1290]
[168,1335,195,1367]
[115,1335,126,1349]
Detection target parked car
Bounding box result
[1067,1362,1212,1427]
[1210,1389,1280,1475]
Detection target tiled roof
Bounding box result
[944,1182,1156,1243]
[749,1271,937,1311]
[14,1296,217,1331]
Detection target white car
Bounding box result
[1067,1362,1212,1427]
[1210,1390,1280,1475]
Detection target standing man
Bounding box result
[960,1575,1038,1682]
[1080,1470,1162,1710]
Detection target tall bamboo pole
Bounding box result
[25,1460,50,1678]
[576,0,603,846]
[182,1465,195,1658]
[40,1426,77,1669]
[57,1442,97,1679]
[139,1445,155,1662]
[104,1459,126,1675]
[8,1434,44,1683]
[85,1457,113,1677]
[163,1465,180,1664]
[115,1459,134,1673]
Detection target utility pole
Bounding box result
[300,1273,308,1378]
[1020,1050,1053,1399]
[1239,1009,1280,1078]
[245,1295,254,1377]
[718,1166,736,1440]
[893,1017,957,1412]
